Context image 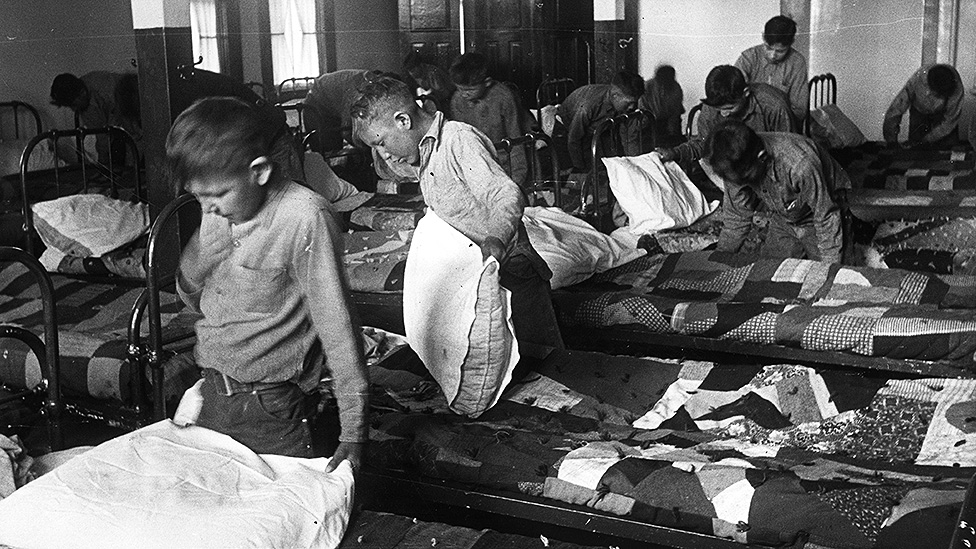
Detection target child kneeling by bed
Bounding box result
[168,97,369,471]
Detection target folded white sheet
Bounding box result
[0,420,355,549]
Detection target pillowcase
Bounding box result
[31,194,148,257]
[810,104,867,149]
[0,420,355,549]
[403,210,519,417]
[523,206,645,289]
[603,152,719,235]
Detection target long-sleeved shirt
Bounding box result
[673,83,795,164]
[718,132,849,263]
[735,44,809,124]
[883,65,965,144]
[177,179,369,443]
[418,111,548,275]
[557,84,617,171]
[77,71,139,164]
[303,69,372,151]
[450,79,528,186]
[638,77,685,141]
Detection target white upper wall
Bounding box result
[637,0,779,130]
[809,0,924,140]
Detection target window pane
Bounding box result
[190,0,221,72]
[269,0,319,84]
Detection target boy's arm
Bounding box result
[294,204,369,459]
[566,105,591,171]
[883,77,915,143]
[450,131,524,247]
[502,91,529,186]
[176,222,232,312]
[788,57,809,125]
[794,158,842,263]
[922,85,964,144]
[716,184,755,254]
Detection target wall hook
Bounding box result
[618,37,634,49]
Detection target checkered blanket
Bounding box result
[0,262,199,403]
[555,251,976,366]
[369,348,976,549]
[837,141,976,191]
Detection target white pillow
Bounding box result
[403,211,519,418]
[32,194,148,257]
[524,206,645,289]
[0,420,355,549]
[603,152,719,235]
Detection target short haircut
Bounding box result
[449,52,489,86]
[349,76,420,124]
[165,97,270,191]
[654,65,677,85]
[611,70,645,99]
[927,64,958,99]
[704,120,766,183]
[403,50,426,72]
[763,15,797,47]
[703,65,746,107]
[50,73,85,107]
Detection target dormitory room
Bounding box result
[0,0,975,547]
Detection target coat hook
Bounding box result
[130,58,138,68]
[618,37,634,49]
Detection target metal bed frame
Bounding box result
[17,126,143,257]
[493,131,563,209]
[805,73,837,137]
[0,101,42,140]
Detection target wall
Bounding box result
[0,0,136,132]
[334,0,400,73]
[809,0,924,140]
[636,0,779,128]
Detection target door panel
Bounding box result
[399,0,460,73]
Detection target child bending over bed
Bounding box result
[350,76,565,353]
[168,97,369,471]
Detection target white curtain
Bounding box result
[190,0,221,73]
[269,0,319,85]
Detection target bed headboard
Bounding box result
[0,101,42,141]
[493,131,562,208]
[805,73,838,136]
[19,126,143,256]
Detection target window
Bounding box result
[190,0,221,73]
[268,0,320,84]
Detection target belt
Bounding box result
[204,368,292,397]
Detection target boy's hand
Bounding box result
[326,441,365,475]
[480,237,505,263]
[181,229,233,288]
[656,147,677,163]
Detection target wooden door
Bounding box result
[461,0,593,108]
[399,0,461,74]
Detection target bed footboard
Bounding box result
[0,246,62,449]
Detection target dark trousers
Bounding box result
[196,370,335,458]
[500,254,565,355]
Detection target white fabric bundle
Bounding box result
[603,151,718,235]
[0,420,355,549]
[404,210,519,417]
[523,206,645,289]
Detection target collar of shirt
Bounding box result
[221,177,289,239]
[418,110,446,175]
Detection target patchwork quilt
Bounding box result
[837,141,976,191]
[555,251,976,366]
[369,347,976,549]
[348,193,426,231]
[867,216,976,276]
[0,262,199,403]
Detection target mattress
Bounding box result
[0,261,199,404]
[366,344,976,549]
[554,250,976,367]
